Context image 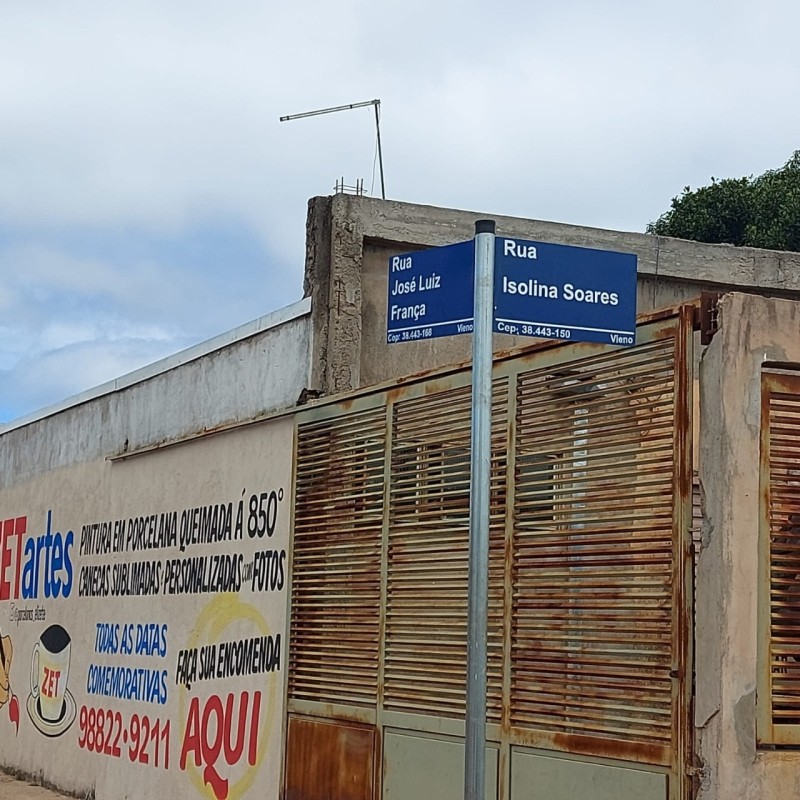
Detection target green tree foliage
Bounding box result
[647,151,800,252]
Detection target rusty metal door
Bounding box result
[286,308,694,800]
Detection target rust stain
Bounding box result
[289,702,375,725]
[284,716,377,800]
[697,293,719,345]
[638,304,697,327]
[551,732,667,766]
[652,324,679,342]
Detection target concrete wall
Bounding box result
[306,195,800,394]
[0,417,292,800]
[696,293,800,799]
[0,300,310,799]
[0,298,311,488]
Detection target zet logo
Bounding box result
[0,511,74,601]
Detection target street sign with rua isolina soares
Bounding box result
[386,235,637,346]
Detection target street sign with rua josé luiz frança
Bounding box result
[386,240,475,343]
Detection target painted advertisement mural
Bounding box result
[0,417,292,800]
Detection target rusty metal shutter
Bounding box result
[383,381,508,720]
[510,337,678,757]
[288,310,694,789]
[760,371,800,744]
[289,407,386,706]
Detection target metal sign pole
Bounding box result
[384,225,636,799]
[465,219,496,800]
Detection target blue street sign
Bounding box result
[386,240,475,343]
[493,237,637,346]
[386,236,637,347]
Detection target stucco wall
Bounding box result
[697,293,800,799]
[0,417,292,800]
[0,299,311,488]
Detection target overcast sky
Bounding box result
[1,0,797,423]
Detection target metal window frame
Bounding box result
[758,369,800,746]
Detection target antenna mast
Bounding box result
[280,99,386,200]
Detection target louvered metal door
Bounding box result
[507,326,692,773]
[384,380,508,721]
[287,309,694,800]
[290,404,386,707]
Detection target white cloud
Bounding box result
[0,0,798,420]
[0,337,187,419]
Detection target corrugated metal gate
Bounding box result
[285,308,694,800]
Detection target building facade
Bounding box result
[0,196,799,799]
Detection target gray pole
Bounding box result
[374,101,386,200]
[465,219,496,800]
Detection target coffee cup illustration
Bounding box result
[27,624,76,737]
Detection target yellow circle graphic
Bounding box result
[178,593,278,800]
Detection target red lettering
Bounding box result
[1,519,13,600]
[180,696,202,769]
[0,516,27,600]
[248,691,261,766]
[42,667,60,698]
[180,691,260,798]
[14,517,26,599]
[223,692,247,765]
[201,695,223,768]
[203,765,229,800]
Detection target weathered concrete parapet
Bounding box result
[305,195,371,394]
[352,196,800,293]
[327,198,367,392]
[305,196,332,395]
[305,195,800,396]
[0,299,311,483]
[697,293,800,800]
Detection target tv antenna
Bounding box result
[280,99,386,200]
